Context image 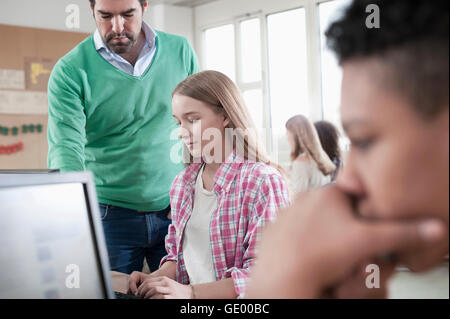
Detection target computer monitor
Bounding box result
[0,169,59,174]
[0,172,114,299]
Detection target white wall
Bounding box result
[0,0,194,45]
[0,0,96,33]
[147,4,194,45]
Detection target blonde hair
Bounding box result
[286,115,336,176]
[173,70,282,173]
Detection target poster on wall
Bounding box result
[0,90,48,114]
[24,57,56,91]
[0,69,25,90]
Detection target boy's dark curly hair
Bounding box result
[326,0,449,118]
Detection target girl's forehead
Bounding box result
[173,97,218,117]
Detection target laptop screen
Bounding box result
[0,182,105,299]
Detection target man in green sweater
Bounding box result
[47,0,199,274]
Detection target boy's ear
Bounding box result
[90,2,95,16]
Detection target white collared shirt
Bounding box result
[93,21,157,76]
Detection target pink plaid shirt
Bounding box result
[160,150,291,298]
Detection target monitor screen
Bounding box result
[0,182,105,299]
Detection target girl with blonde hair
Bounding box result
[127,70,290,299]
[286,115,336,194]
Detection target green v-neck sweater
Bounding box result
[47,31,199,211]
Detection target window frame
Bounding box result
[197,0,340,154]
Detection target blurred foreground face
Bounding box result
[338,59,449,226]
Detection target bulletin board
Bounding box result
[0,24,90,169]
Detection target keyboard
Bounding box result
[114,291,141,299]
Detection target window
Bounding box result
[267,8,308,136]
[319,0,352,127]
[204,24,236,81]
[199,0,353,158]
[243,89,263,129]
[240,18,262,84]
[239,18,264,130]
[204,18,265,130]
[267,8,308,163]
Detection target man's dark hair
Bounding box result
[314,121,341,163]
[89,0,147,8]
[326,0,449,118]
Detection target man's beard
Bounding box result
[104,32,137,54]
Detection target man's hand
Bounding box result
[246,186,447,299]
[136,276,193,299]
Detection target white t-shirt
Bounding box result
[289,159,332,194]
[182,165,218,284]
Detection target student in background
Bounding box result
[286,115,336,194]
[127,71,290,299]
[314,120,342,181]
[247,0,449,298]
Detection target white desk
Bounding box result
[389,262,449,299]
[110,263,450,299]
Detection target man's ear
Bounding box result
[142,1,149,15]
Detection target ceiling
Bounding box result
[151,0,221,8]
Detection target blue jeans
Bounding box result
[99,203,171,274]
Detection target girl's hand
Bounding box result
[127,271,151,295]
[136,276,193,299]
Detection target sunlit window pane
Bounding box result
[240,18,262,83]
[319,0,352,127]
[243,89,264,129]
[267,8,308,137]
[204,24,236,82]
